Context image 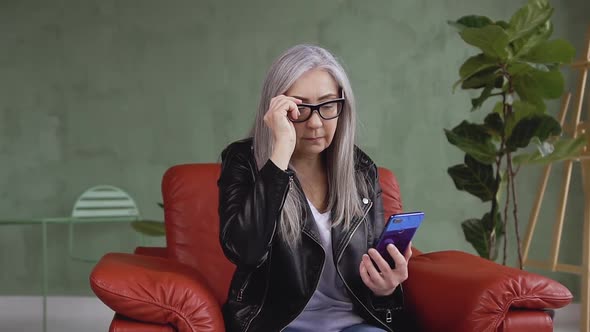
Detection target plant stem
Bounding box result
[508,153,524,269]
[492,147,504,261]
[500,89,509,265]
[502,169,510,265]
[502,65,524,269]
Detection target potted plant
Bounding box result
[446,0,586,267]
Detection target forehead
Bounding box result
[286,69,339,98]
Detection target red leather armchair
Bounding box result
[90,164,573,332]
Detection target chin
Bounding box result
[309,145,327,154]
[296,143,327,156]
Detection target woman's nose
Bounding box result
[306,112,323,128]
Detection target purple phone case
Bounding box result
[374,212,424,269]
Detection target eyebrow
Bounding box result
[291,93,340,103]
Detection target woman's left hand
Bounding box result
[359,242,412,296]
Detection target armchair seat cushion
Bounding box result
[90,253,224,332]
[109,314,176,332]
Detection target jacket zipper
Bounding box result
[279,230,325,331]
[256,175,292,269]
[241,266,270,332]
[269,175,293,246]
[242,257,273,332]
[243,175,293,331]
[335,200,394,332]
[236,273,252,302]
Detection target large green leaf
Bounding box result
[445,121,498,164]
[484,112,504,138]
[462,218,491,258]
[508,62,534,76]
[454,54,499,91]
[514,69,564,99]
[506,114,561,151]
[447,154,497,202]
[508,64,551,108]
[461,213,504,260]
[460,25,510,59]
[496,20,510,30]
[462,67,503,91]
[520,39,576,64]
[507,0,553,42]
[505,100,544,138]
[513,136,587,165]
[513,67,564,102]
[459,54,498,79]
[514,83,544,109]
[513,20,553,57]
[471,83,495,110]
[450,15,495,30]
[482,210,505,235]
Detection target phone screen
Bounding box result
[374,212,424,269]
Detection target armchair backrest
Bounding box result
[161,163,403,304]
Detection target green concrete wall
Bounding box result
[1,0,588,300]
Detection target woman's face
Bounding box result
[285,68,341,159]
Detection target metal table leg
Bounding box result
[42,220,47,332]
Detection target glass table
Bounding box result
[0,216,141,332]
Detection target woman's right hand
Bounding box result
[263,95,302,170]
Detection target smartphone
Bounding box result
[374,211,424,269]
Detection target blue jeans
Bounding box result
[283,324,386,332]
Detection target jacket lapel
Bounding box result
[331,198,372,260]
[292,176,323,245]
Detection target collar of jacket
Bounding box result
[289,154,375,259]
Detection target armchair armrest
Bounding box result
[134,246,168,258]
[90,253,224,332]
[403,250,572,332]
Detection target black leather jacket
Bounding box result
[217,138,405,332]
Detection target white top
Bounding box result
[285,199,365,331]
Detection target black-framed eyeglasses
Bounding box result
[288,98,345,123]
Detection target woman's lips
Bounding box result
[303,137,322,141]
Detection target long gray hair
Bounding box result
[250,44,369,249]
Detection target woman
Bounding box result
[217,44,411,332]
